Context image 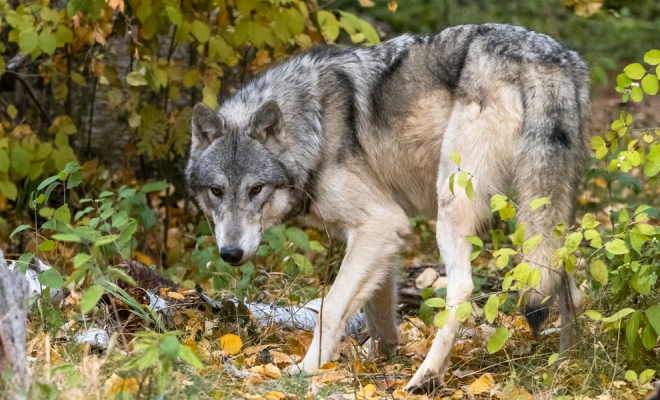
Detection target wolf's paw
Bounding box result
[284,362,308,375]
[403,369,444,394]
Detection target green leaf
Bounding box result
[71,253,92,268]
[52,233,81,242]
[80,285,104,314]
[138,347,159,370]
[165,6,183,26]
[55,204,71,224]
[286,227,310,251]
[19,30,39,54]
[38,268,64,289]
[424,298,446,308]
[160,336,181,361]
[639,369,656,385]
[15,253,35,273]
[641,74,659,95]
[126,71,148,86]
[490,194,508,212]
[465,235,483,247]
[309,241,326,252]
[644,49,660,65]
[548,353,559,366]
[140,181,170,193]
[645,305,660,337]
[433,308,451,329]
[448,173,455,195]
[523,235,542,253]
[487,327,510,354]
[0,180,18,201]
[616,74,632,87]
[38,240,55,251]
[530,197,551,210]
[67,171,82,188]
[457,171,468,188]
[465,179,476,201]
[179,345,203,369]
[38,175,60,191]
[590,259,608,285]
[602,308,635,323]
[192,20,210,43]
[624,63,646,80]
[456,302,472,321]
[11,146,31,177]
[606,238,629,255]
[10,224,31,239]
[484,294,499,324]
[0,149,9,172]
[317,11,339,43]
[642,323,658,350]
[584,310,602,321]
[450,151,461,165]
[94,235,120,247]
[626,311,641,347]
[292,254,313,275]
[631,86,644,102]
[38,31,57,55]
[625,370,637,382]
[527,268,542,288]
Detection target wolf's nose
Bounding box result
[220,247,244,265]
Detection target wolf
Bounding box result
[185,23,591,392]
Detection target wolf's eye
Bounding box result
[210,187,223,197]
[249,184,263,198]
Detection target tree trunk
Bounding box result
[0,249,30,398]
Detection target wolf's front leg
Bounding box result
[285,213,410,374]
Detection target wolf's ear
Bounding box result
[250,101,283,144]
[191,102,224,155]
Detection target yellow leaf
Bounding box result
[263,363,281,379]
[220,333,243,355]
[134,251,153,266]
[357,0,375,6]
[167,291,184,300]
[266,391,287,400]
[507,385,533,400]
[104,374,139,395]
[357,383,378,398]
[468,373,493,394]
[319,362,337,370]
[388,0,398,11]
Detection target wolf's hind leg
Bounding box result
[404,98,518,393]
[364,272,399,358]
[513,144,584,352]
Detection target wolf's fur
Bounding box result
[186,23,591,391]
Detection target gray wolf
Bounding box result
[185,23,591,392]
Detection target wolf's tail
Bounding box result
[512,54,592,337]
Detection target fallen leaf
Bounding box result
[266,391,287,400]
[220,334,243,355]
[104,374,139,396]
[468,373,493,394]
[134,251,153,266]
[167,291,185,300]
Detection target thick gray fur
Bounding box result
[186,23,591,392]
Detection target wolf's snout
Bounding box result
[220,247,244,265]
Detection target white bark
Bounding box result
[0,249,31,398]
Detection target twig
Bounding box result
[86,77,98,157]
[12,72,51,125]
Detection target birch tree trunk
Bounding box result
[0,249,30,398]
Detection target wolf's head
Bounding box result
[185,101,296,266]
